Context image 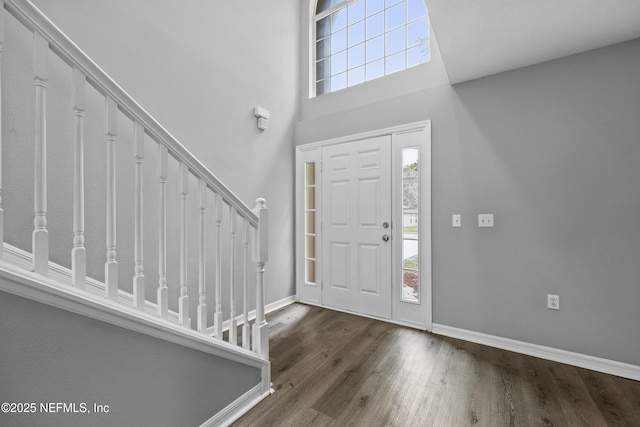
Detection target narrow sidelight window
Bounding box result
[401,147,419,302]
[305,163,317,284]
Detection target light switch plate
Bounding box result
[257,117,269,130]
[452,214,461,227]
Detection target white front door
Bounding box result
[321,135,392,319]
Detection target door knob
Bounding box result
[382,235,389,242]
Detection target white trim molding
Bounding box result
[200,382,273,427]
[264,295,297,314]
[212,295,296,337]
[432,323,640,381]
[299,120,432,150]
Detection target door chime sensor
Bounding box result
[254,106,270,131]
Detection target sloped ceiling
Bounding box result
[425,0,640,84]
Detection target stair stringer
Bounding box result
[0,243,272,426]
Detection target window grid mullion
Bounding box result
[383,5,387,75]
[315,0,428,96]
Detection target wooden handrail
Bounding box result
[4,0,258,226]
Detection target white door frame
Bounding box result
[295,120,432,331]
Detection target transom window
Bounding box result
[314,0,429,96]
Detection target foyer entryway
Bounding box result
[296,121,432,330]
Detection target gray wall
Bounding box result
[295,38,640,366]
[2,0,299,309]
[0,287,261,427]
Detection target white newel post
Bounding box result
[252,198,269,360]
[157,144,169,319]
[197,179,207,333]
[178,163,189,327]
[104,96,118,300]
[32,32,49,275]
[133,122,145,310]
[0,3,4,260]
[71,67,86,289]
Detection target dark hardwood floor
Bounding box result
[233,303,640,426]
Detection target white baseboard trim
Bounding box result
[200,382,271,427]
[432,323,640,381]
[211,295,296,336]
[265,295,297,314]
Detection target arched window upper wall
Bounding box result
[314,0,429,96]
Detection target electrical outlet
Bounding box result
[547,294,560,310]
[478,214,494,227]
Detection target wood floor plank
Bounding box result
[312,324,397,419]
[232,304,640,426]
[419,337,479,425]
[617,375,640,419]
[513,353,570,426]
[333,328,433,426]
[236,310,389,426]
[285,408,335,427]
[381,329,445,426]
[546,362,609,426]
[578,369,640,426]
[457,338,517,426]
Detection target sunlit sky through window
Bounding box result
[315,0,429,95]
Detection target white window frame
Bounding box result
[311,0,430,97]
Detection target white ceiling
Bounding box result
[425,0,640,84]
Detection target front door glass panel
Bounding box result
[401,147,419,302]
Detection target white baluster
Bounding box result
[213,193,223,339]
[0,4,4,260]
[133,122,145,310]
[157,144,168,319]
[178,163,189,327]
[197,179,207,333]
[104,96,118,300]
[229,206,238,345]
[252,198,269,359]
[242,218,251,350]
[71,67,86,289]
[32,32,49,275]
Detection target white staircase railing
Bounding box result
[0,0,269,360]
